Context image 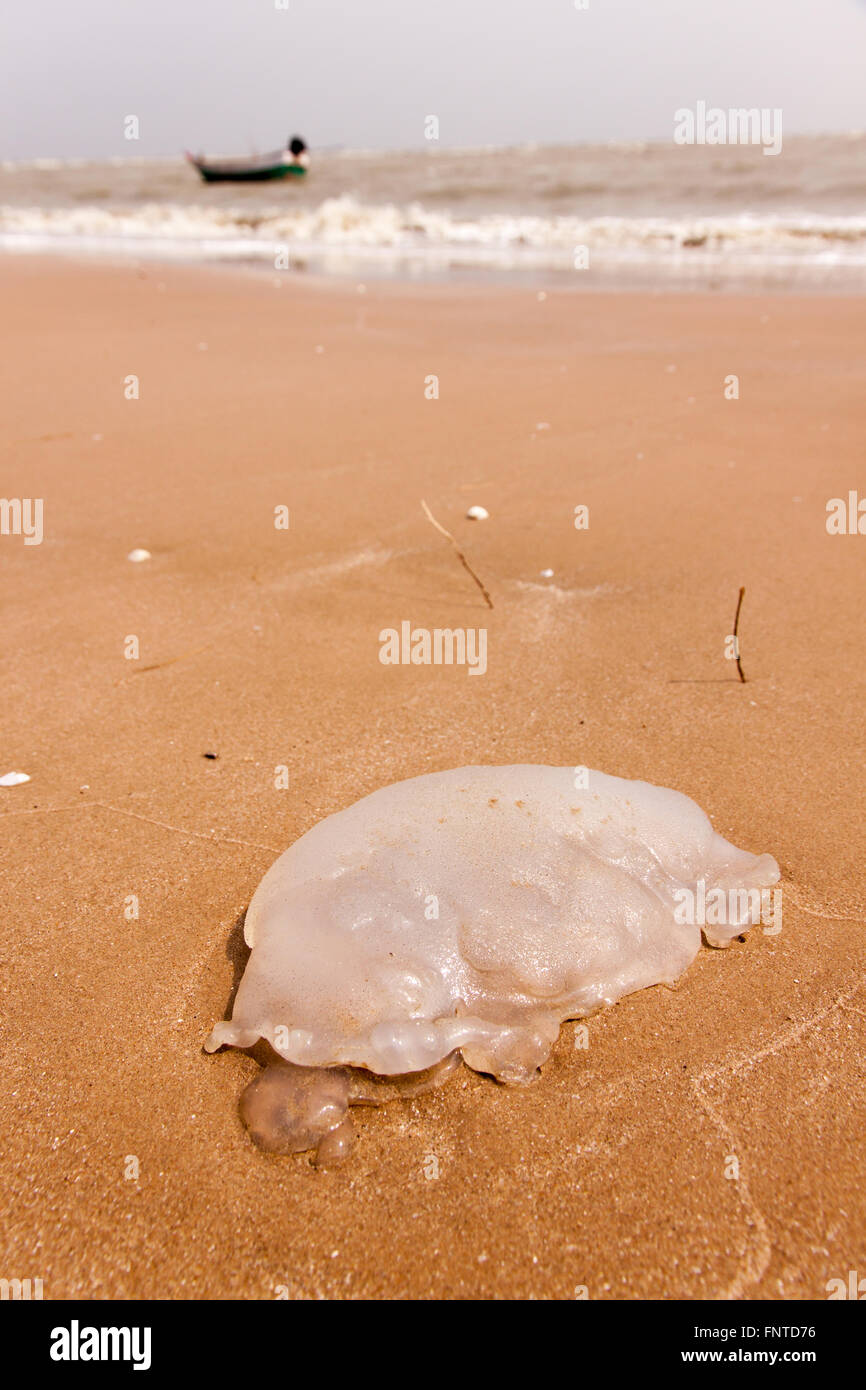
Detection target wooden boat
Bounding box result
[185,150,307,183]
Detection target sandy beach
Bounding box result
[1,256,864,1300]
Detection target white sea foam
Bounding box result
[3,197,866,278]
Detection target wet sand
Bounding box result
[1,256,864,1300]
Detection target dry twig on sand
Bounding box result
[733,586,746,683]
[420,499,494,610]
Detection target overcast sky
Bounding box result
[2,0,865,159]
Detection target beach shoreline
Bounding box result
[4,240,866,296]
[5,134,866,294]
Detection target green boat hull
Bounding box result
[187,153,307,184]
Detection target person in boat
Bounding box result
[285,136,310,169]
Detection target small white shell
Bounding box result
[127,548,152,563]
[465,505,489,521]
[0,771,30,787]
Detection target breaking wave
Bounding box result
[3,196,866,277]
